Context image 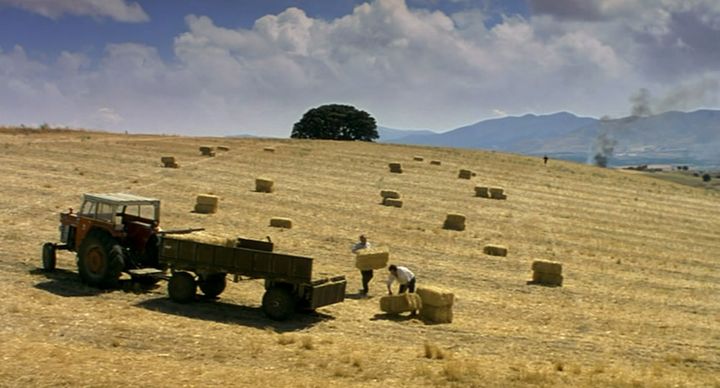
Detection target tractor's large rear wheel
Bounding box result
[42,243,56,271]
[199,273,227,298]
[168,271,196,303]
[77,231,124,288]
[262,286,296,321]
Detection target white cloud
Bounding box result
[0,0,149,22]
[0,0,718,135]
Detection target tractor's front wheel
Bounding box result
[77,231,124,288]
[42,243,56,271]
[262,286,296,321]
[199,273,227,298]
[168,271,196,303]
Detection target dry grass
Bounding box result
[0,128,719,387]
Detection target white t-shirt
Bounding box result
[351,241,371,253]
[387,266,415,286]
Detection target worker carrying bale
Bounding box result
[351,235,373,295]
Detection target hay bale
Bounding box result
[161,156,178,168]
[489,187,506,200]
[194,194,218,214]
[380,190,400,199]
[263,147,275,152]
[474,186,490,198]
[199,146,215,156]
[270,217,292,229]
[413,156,424,161]
[382,198,403,208]
[458,169,473,179]
[443,213,466,231]
[421,305,453,323]
[196,194,219,206]
[216,146,230,151]
[355,249,389,271]
[483,244,508,257]
[194,203,217,214]
[389,163,403,173]
[531,260,562,275]
[170,231,235,247]
[532,271,563,286]
[416,286,454,307]
[430,160,442,166]
[379,293,422,314]
[255,178,274,193]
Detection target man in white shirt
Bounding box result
[386,264,416,295]
[351,235,373,295]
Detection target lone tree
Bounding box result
[291,104,378,141]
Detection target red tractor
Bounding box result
[42,193,170,288]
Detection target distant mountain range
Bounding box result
[378,110,720,167]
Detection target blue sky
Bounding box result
[0,0,718,136]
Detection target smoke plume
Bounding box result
[630,88,653,117]
[592,131,617,168]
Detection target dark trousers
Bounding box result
[399,277,416,293]
[360,270,373,293]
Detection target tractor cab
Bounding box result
[47,193,163,287]
[65,193,161,251]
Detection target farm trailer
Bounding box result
[159,236,347,320]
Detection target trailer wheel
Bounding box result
[168,272,196,303]
[262,287,295,321]
[199,273,226,297]
[42,243,56,271]
[77,231,124,288]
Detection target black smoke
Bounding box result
[630,88,653,117]
[592,131,617,168]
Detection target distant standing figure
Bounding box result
[351,235,373,295]
[386,264,416,295]
[543,155,549,165]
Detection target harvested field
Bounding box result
[0,128,719,387]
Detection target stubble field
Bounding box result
[0,128,718,387]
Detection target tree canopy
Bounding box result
[290,104,378,141]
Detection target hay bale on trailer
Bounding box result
[483,244,508,257]
[171,231,235,247]
[194,194,219,214]
[263,147,275,152]
[458,169,473,179]
[355,249,389,271]
[379,293,422,314]
[255,177,274,193]
[216,146,230,151]
[199,146,215,156]
[389,163,403,173]
[380,190,400,199]
[443,213,466,231]
[161,156,178,168]
[413,156,424,161]
[474,186,490,198]
[430,160,442,166]
[530,260,563,286]
[382,198,403,208]
[489,187,507,200]
[270,217,293,229]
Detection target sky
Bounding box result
[1,0,719,137]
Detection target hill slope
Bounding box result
[1,128,718,387]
